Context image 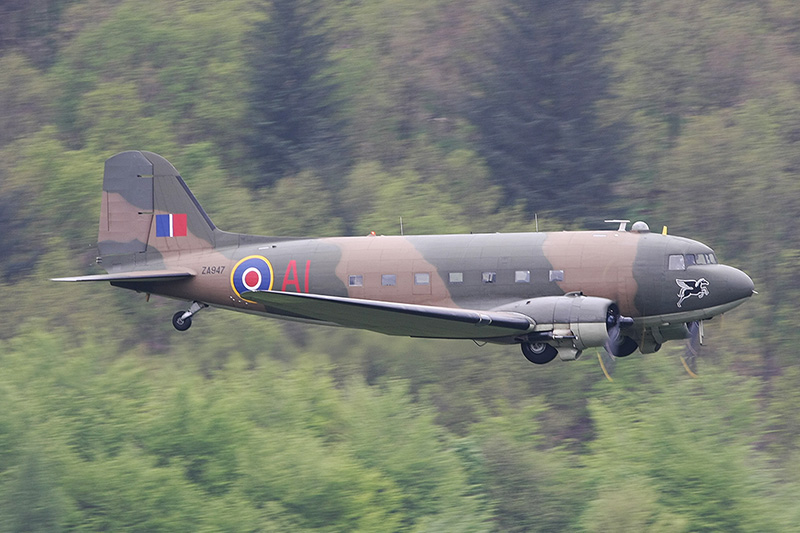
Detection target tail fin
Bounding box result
[98,151,216,257]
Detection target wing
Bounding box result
[242,290,535,339]
[51,270,195,282]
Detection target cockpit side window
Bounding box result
[670,251,718,270]
[683,252,717,266]
[669,254,686,271]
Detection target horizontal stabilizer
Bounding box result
[52,270,195,282]
[242,290,535,339]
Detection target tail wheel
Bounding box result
[172,311,192,331]
[521,342,558,364]
[171,301,206,332]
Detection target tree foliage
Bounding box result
[464,0,622,222]
[246,0,348,188]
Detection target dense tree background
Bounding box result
[1,0,799,530]
[245,0,348,188]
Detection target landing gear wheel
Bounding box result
[172,311,192,331]
[171,301,207,331]
[521,342,558,364]
[613,336,638,358]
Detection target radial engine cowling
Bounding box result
[495,294,617,358]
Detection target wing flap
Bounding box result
[51,269,195,282]
[242,290,534,339]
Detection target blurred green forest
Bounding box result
[2,0,800,530]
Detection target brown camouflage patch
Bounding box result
[543,231,641,316]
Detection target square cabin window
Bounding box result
[449,272,463,283]
[482,271,497,283]
[381,274,396,286]
[668,254,686,271]
[414,272,430,285]
[549,270,564,282]
[515,270,531,283]
[349,275,363,287]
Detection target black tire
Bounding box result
[521,342,558,364]
[612,336,638,357]
[172,311,192,331]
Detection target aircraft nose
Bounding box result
[724,265,755,301]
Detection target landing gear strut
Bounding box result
[172,301,207,331]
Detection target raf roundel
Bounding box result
[231,255,274,302]
[242,267,262,290]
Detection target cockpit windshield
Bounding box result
[669,252,717,270]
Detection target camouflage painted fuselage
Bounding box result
[58,151,755,360]
[113,230,748,324]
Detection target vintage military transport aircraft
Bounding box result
[54,151,755,372]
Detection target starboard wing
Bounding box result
[243,290,535,339]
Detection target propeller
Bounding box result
[679,320,703,378]
[600,305,637,381]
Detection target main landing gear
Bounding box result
[521,341,558,364]
[172,301,207,331]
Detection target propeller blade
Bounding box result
[679,320,702,378]
[600,305,636,380]
[604,309,637,357]
[598,350,616,381]
[604,314,622,355]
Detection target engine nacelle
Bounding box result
[495,294,617,359]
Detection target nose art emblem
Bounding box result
[676,278,709,308]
